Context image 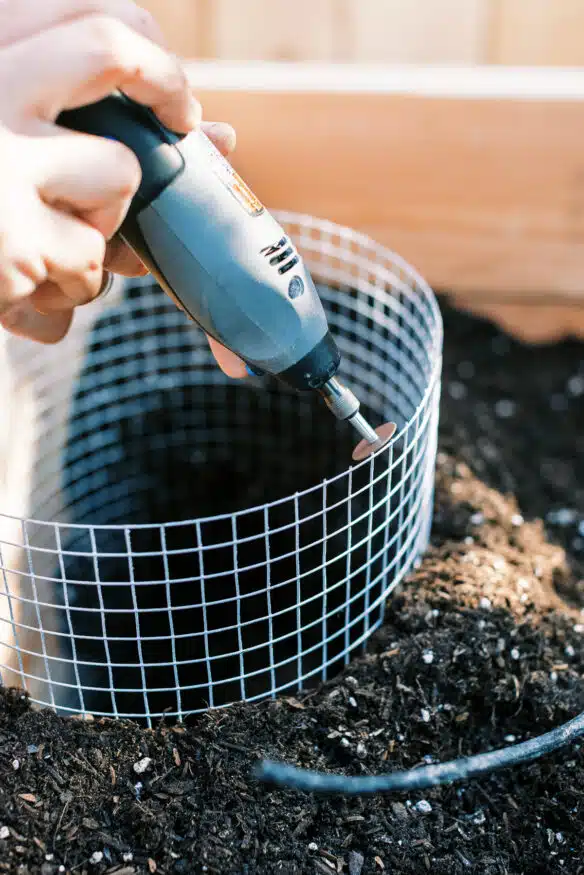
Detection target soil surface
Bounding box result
[1,300,584,875]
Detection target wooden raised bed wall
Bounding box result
[141,0,584,68]
[141,0,584,341]
[186,63,584,343]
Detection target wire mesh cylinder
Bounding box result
[0,214,442,722]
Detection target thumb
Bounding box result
[35,131,141,240]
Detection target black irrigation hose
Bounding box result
[255,708,584,795]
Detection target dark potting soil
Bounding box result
[1,299,584,875]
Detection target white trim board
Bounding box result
[187,61,584,100]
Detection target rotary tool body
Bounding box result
[58,94,386,451]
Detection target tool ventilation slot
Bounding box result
[261,237,300,275]
[278,255,299,275]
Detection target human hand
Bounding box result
[0,0,245,376]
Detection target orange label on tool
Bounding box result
[204,133,265,217]
[229,170,265,217]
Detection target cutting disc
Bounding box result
[352,421,397,462]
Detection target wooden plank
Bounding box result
[491,0,584,66]
[191,63,584,306]
[140,0,490,63]
[339,0,490,64]
[209,0,336,61]
[139,0,203,57]
[139,1,584,66]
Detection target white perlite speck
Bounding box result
[421,709,431,723]
[415,800,432,814]
[133,757,152,775]
[565,645,575,657]
[510,648,520,660]
[479,597,492,611]
[547,509,577,527]
[448,382,467,400]
[89,851,104,865]
[123,852,134,862]
[308,842,318,852]
[567,376,584,396]
[0,826,9,840]
[11,760,19,770]
[494,400,516,419]
[422,650,434,665]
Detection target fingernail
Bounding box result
[203,122,236,156]
[205,122,237,153]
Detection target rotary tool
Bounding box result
[58,93,392,458]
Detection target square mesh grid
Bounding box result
[0,214,442,723]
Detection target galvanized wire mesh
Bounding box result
[0,214,442,723]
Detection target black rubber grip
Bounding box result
[57,93,185,214]
[279,331,340,390]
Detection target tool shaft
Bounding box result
[348,412,384,448]
[319,378,384,449]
